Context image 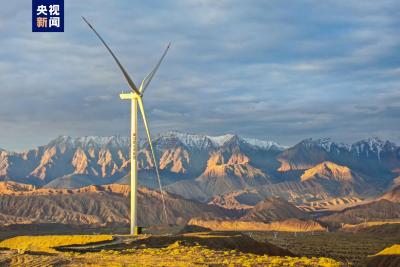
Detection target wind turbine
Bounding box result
[82,17,169,236]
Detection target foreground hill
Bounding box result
[0,182,233,226]
[341,222,400,238]
[320,199,400,225]
[0,232,344,267]
[188,218,325,232]
[366,244,400,267]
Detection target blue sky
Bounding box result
[0,0,399,150]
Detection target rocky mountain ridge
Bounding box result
[0,181,233,226]
[0,132,399,207]
[2,180,400,229]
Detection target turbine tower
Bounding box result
[82,17,169,235]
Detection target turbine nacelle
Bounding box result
[119,92,139,100]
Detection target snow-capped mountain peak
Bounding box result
[156,131,214,149]
[46,133,396,155]
[299,138,351,152]
[207,134,235,147]
[351,137,397,160]
[155,131,286,151]
[241,137,288,150]
[48,135,129,149]
[297,137,398,161]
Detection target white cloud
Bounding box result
[0,0,399,150]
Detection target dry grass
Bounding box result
[0,234,343,266]
[249,231,399,267]
[76,242,341,267]
[365,244,400,267]
[0,235,113,253]
[0,240,342,267]
[375,244,400,256]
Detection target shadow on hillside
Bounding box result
[366,255,400,267]
[64,231,294,256]
[134,232,293,256]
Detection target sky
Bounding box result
[0,0,399,151]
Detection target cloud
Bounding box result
[0,0,399,150]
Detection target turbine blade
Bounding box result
[137,97,169,223]
[82,16,141,95]
[139,42,171,95]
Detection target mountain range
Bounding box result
[0,182,233,226]
[0,131,399,233]
[2,180,399,233]
[1,132,399,206]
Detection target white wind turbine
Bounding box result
[82,17,169,235]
